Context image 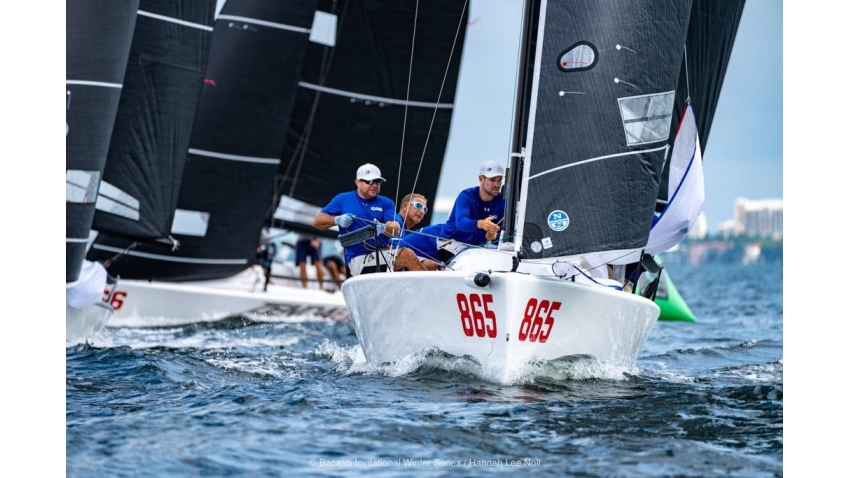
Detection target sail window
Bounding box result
[310,11,337,47]
[557,42,597,72]
[617,91,675,146]
[171,209,211,237]
[95,180,140,221]
[66,170,100,204]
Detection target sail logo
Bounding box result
[547,210,570,231]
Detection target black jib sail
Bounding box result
[516,0,693,264]
[66,0,140,283]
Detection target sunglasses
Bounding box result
[408,201,428,213]
[360,178,384,186]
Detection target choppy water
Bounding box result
[66,263,782,477]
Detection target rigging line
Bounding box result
[684,44,690,100]
[101,241,139,269]
[394,0,420,208]
[404,0,468,210]
[285,0,349,198]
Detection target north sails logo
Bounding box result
[547,210,570,231]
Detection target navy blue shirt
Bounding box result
[438,186,506,246]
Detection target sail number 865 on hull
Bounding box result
[455,293,561,343]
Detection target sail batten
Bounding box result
[528,144,669,180]
[187,148,281,164]
[216,14,311,33]
[297,82,455,109]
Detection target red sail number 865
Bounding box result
[456,293,497,338]
[517,298,560,343]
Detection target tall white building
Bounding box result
[733,198,783,238]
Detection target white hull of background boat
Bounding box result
[108,265,349,326]
[66,302,113,345]
[342,250,660,384]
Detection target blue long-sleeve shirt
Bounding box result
[439,186,506,246]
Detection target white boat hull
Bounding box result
[66,302,113,345]
[109,265,349,326]
[342,266,659,384]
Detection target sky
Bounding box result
[434,0,783,233]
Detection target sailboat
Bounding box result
[84,0,467,325]
[342,0,744,384]
[66,0,141,344]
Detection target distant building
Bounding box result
[734,198,783,239]
[687,240,733,265]
[718,219,737,238]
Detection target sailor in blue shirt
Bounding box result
[385,192,434,271]
[396,160,506,270]
[312,163,401,276]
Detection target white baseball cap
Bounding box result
[356,163,385,181]
[478,160,505,178]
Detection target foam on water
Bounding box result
[314,339,642,385]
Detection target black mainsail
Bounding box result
[66,0,140,283]
[516,0,693,265]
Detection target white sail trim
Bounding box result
[514,0,549,252]
[137,10,214,32]
[188,148,280,164]
[91,244,248,265]
[95,180,140,221]
[66,80,122,89]
[528,145,669,180]
[171,209,210,237]
[298,82,454,109]
[66,170,100,203]
[646,103,704,254]
[217,14,310,34]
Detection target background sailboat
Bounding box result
[84,0,468,324]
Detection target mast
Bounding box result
[502,0,538,251]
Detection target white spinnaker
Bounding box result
[646,103,705,254]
